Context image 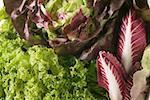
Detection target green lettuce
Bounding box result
[0,8,96,98]
[0,8,14,33]
[141,45,150,70]
[0,5,110,100]
[45,0,90,27]
[0,34,96,99]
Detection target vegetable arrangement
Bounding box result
[0,13,98,99]
[1,0,150,100]
[97,9,146,100]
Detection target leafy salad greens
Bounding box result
[3,0,126,60]
[0,5,107,100]
[1,0,150,100]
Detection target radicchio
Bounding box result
[97,51,127,100]
[117,10,146,74]
[97,9,147,100]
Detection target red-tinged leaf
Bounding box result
[63,9,87,34]
[117,9,147,74]
[97,51,127,100]
[125,62,142,99]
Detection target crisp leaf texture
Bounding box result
[97,51,126,100]
[0,34,96,99]
[3,0,126,60]
[117,10,146,74]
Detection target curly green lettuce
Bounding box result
[0,33,97,99]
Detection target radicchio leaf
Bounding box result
[117,9,146,74]
[125,62,142,99]
[97,51,127,100]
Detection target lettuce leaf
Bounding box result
[141,45,150,70]
[0,25,97,100]
[3,0,127,60]
[0,8,14,33]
